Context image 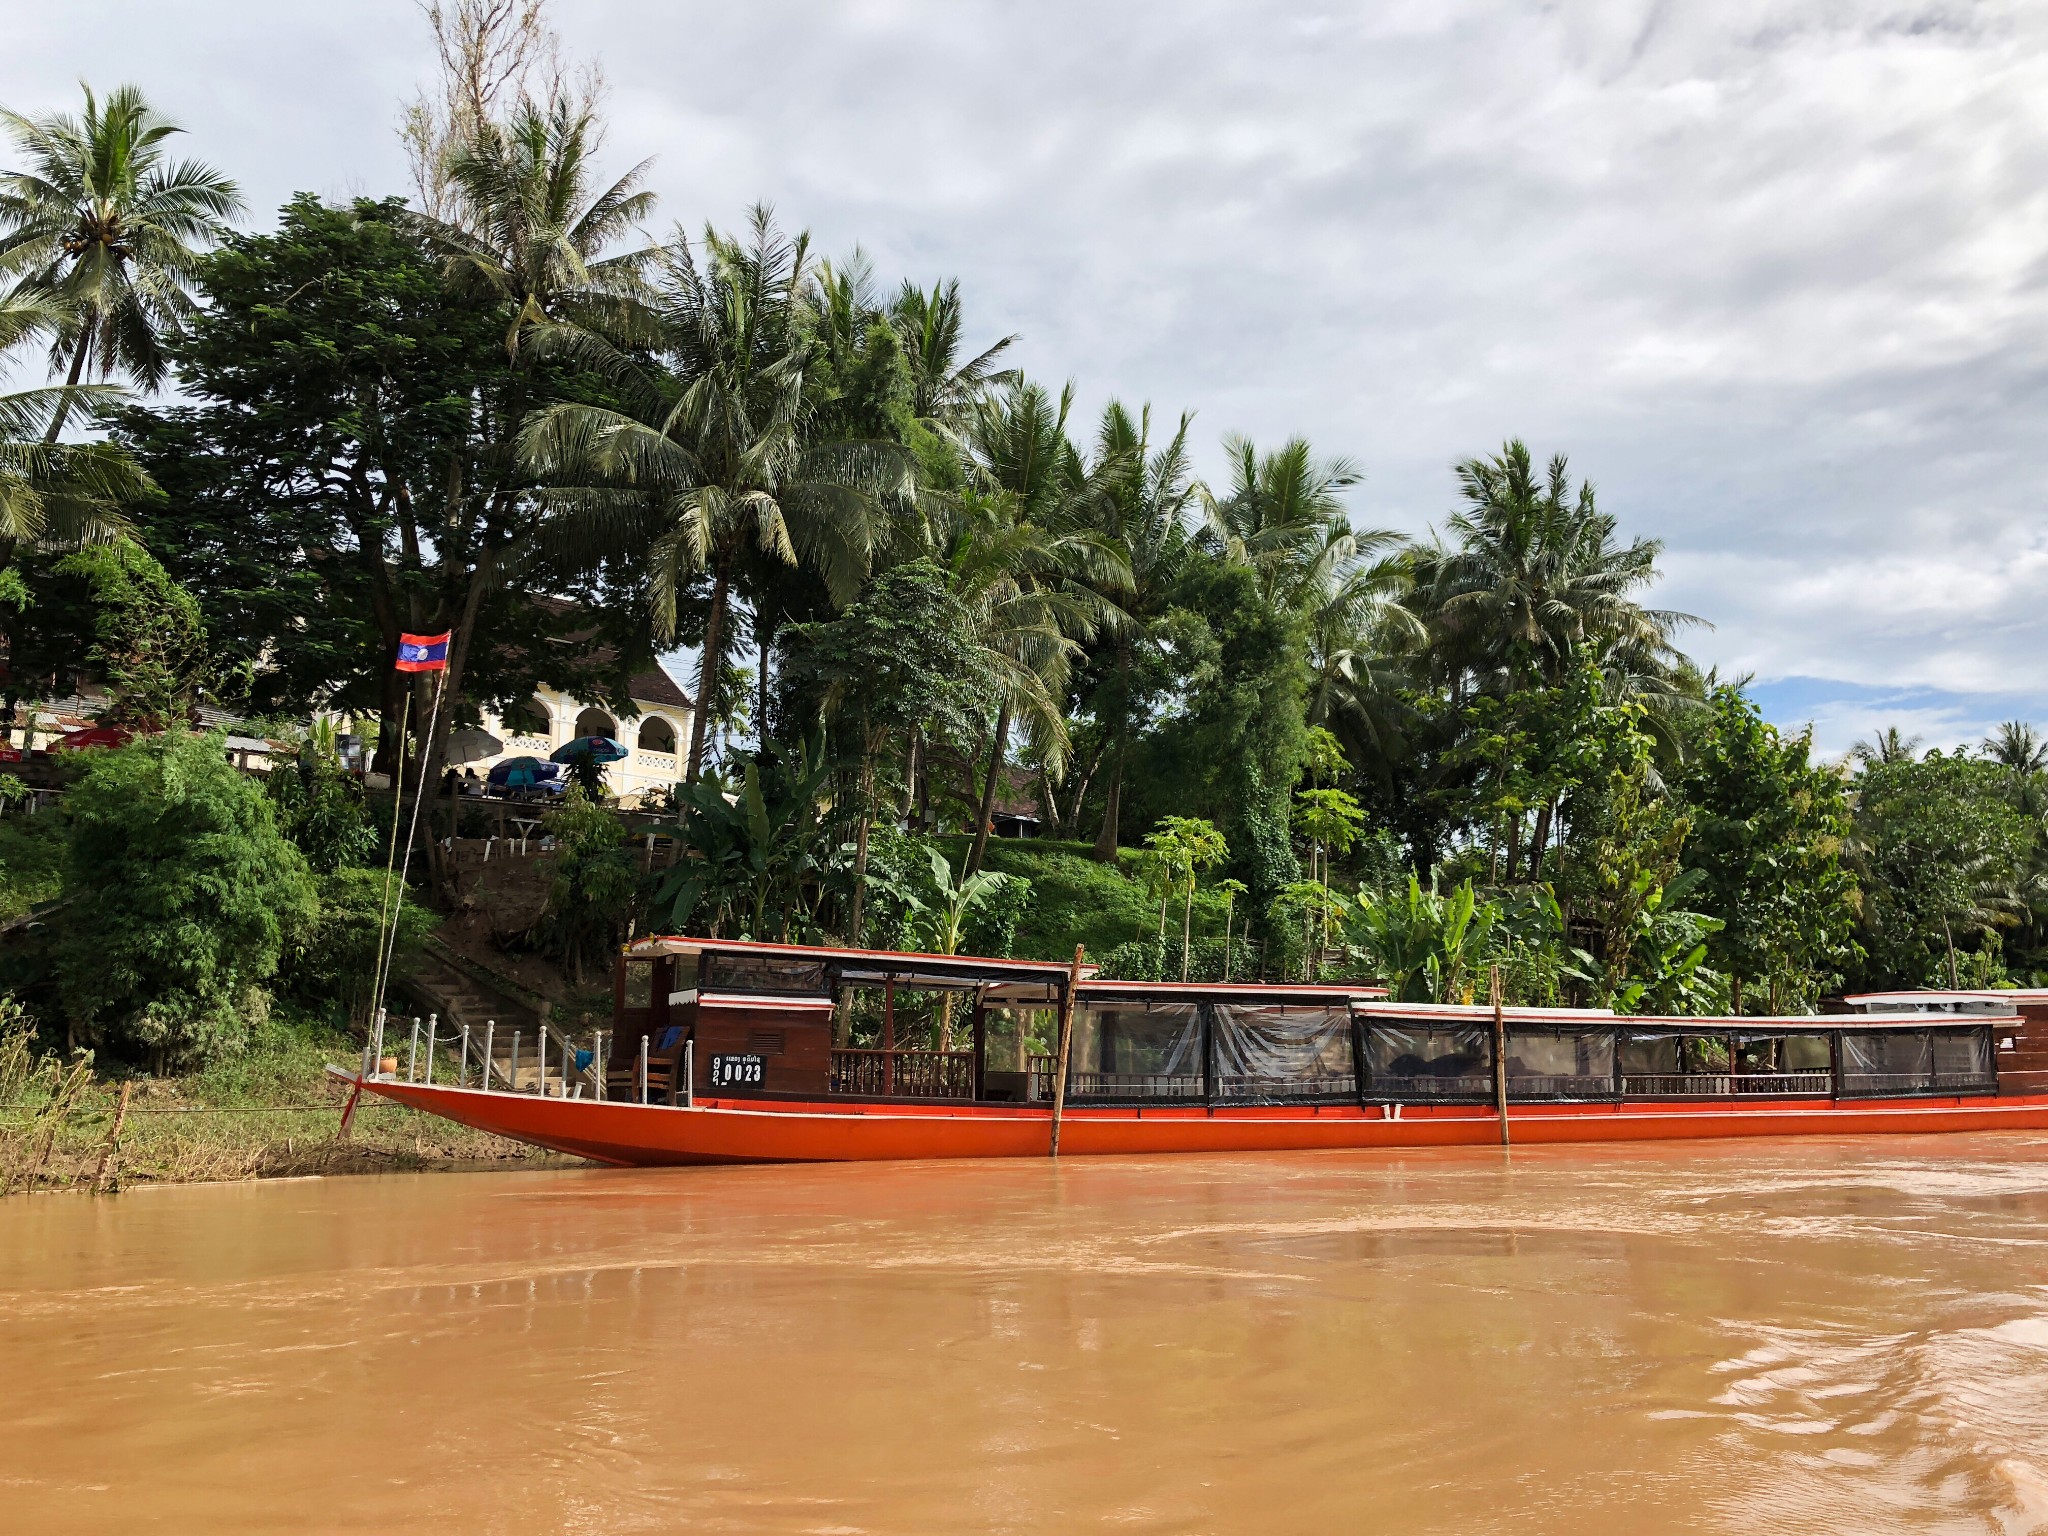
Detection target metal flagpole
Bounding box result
[366,690,412,1035]
[371,664,448,1029]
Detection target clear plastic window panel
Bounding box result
[1210,1005,1356,1102]
[1839,1030,1935,1096]
[1730,1032,1833,1094]
[701,953,832,996]
[1504,1029,1616,1099]
[1065,1005,1204,1101]
[1621,1034,1733,1095]
[1931,1027,1994,1090]
[1364,1024,1492,1100]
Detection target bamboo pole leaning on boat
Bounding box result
[1490,965,1510,1147]
[1049,944,1085,1157]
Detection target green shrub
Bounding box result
[56,730,319,1067]
[283,866,438,1027]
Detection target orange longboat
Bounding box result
[341,940,2048,1165]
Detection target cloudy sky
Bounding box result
[14,1,2048,753]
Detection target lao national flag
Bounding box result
[395,631,452,672]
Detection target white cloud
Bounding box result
[12,0,2048,724]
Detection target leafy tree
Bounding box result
[888,278,1018,431]
[55,731,318,1065]
[1849,750,2032,989]
[0,84,243,440]
[266,744,379,874]
[1675,686,1857,1011]
[284,866,436,1028]
[1295,787,1364,899]
[1142,815,1228,981]
[54,541,212,726]
[119,195,648,751]
[530,786,639,984]
[1135,557,1307,956]
[779,558,989,940]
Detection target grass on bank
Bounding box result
[1,999,565,1195]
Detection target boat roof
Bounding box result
[1076,980,1387,1003]
[626,936,1095,990]
[1842,989,2048,1010]
[1352,1002,2021,1030]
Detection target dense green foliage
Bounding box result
[54,731,318,1064]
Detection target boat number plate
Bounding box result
[708,1053,767,1090]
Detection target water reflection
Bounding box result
[3,1136,2047,1533]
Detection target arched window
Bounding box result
[637,716,677,754]
[573,707,617,741]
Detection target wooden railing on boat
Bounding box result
[830,1048,974,1099]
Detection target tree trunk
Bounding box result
[848,745,875,944]
[901,730,921,825]
[965,701,1011,876]
[914,730,930,831]
[756,604,773,747]
[685,555,732,784]
[1181,886,1194,983]
[1528,801,1554,881]
[1091,754,1123,863]
[42,333,90,445]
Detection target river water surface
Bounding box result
[5,1135,2048,1534]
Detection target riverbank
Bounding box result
[0,1006,572,1194]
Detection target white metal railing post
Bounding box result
[370,1008,387,1079]
[407,1016,421,1082]
[538,1028,547,1096]
[592,1030,603,1100]
[509,1031,521,1094]
[683,1039,694,1108]
[482,1020,496,1092]
[424,1013,438,1086]
[638,1034,649,1104]
[459,1023,471,1088]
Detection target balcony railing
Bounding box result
[831,1048,974,1099]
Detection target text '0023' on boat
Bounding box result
[334,940,2048,1166]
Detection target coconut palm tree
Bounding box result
[0,84,242,440]
[405,88,657,357]
[520,208,915,782]
[1202,435,1362,609]
[0,288,145,551]
[1421,439,1693,693]
[1851,727,1923,770]
[953,380,1130,874]
[1985,721,2048,777]
[890,278,1019,430]
[1079,399,1197,857]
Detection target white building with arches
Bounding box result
[471,664,694,806]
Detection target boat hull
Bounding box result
[354,1077,2048,1165]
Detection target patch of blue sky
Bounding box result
[1747,677,2048,762]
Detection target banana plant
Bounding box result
[1348,875,1500,1002]
[655,734,833,939]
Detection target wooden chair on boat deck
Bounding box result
[607,1024,689,1105]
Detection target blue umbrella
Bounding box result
[550,735,630,765]
[487,755,549,788]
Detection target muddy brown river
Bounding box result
[4,1135,2048,1533]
